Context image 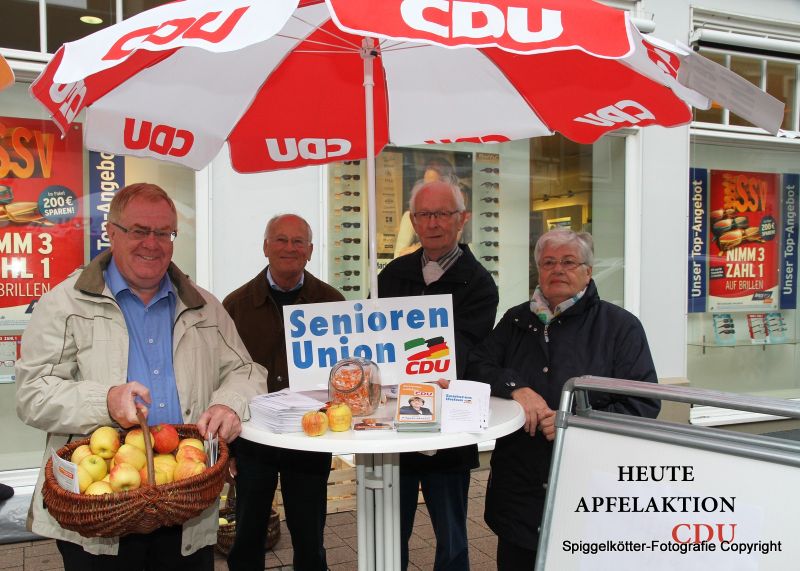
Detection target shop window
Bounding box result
[123,0,172,20]
[46,0,117,53]
[0,81,196,471]
[694,49,798,131]
[687,139,800,402]
[326,135,627,313]
[1,0,40,52]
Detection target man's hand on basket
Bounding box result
[107,382,151,428]
[197,404,241,443]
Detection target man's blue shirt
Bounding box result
[105,258,182,425]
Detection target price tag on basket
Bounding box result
[50,448,79,493]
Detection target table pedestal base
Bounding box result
[356,452,400,570]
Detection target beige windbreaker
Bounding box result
[15,250,268,555]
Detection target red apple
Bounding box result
[301,410,328,437]
[177,438,204,452]
[175,444,207,464]
[173,459,205,481]
[326,403,352,432]
[151,424,180,454]
[114,443,147,471]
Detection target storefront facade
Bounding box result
[1,0,800,494]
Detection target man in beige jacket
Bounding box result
[15,183,267,570]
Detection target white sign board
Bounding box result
[540,427,797,570]
[284,295,456,391]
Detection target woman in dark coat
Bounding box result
[466,228,660,570]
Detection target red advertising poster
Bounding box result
[708,170,779,311]
[0,117,84,330]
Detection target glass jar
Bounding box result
[328,358,381,416]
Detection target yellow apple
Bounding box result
[70,444,93,467]
[301,410,328,436]
[175,445,207,464]
[219,517,229,525]
[89,426,120,459]
[109,462,141,492]
[101,474,110,483]
[153,456,176,481]
[124,428,154,452]
[79,454,108,482]
[114,443,147,471]
[85,480,113,495]
[139,465,171,486]
[177,438,205,452]
[173,459,205,481]
[326,403,352,432]
[77,465,93,493]
[154,453,177,467]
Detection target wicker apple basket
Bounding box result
[42,421,229,538]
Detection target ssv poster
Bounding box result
[0,117,84,330]
[707,170,779,312]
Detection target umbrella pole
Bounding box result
[362,38,379,300]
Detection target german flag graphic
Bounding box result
[404,336,450,360]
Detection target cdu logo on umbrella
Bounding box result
[404,336,451,375]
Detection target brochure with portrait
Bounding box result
[395,382,439,431]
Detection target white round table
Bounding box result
[240,397,524,571]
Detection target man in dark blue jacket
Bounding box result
[379,180,498,571]
[466,228,660,571]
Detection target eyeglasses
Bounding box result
[337,206,361,212]
[342,174,361,180]
[340,285,361,291]
[480,167,500,174]
[480,197,499,203]
[336,238,361,244]
[1,360,14,367]
[112,222,177,243]
[481,182,499,189]
[481,240,499,247]
[335,191,361,197]
[269,236,310,248]
[481,255,499,261]
[412,210,460,221]
[480,212,499,218]
[481,226,499,232]
[336,270,360,276]
[538,258,585,271]
[342,255,361,260]
[344,160,361,165]
[341,222,361,228]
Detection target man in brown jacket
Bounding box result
[223,213,344,571]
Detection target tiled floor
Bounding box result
[0,468,495,571]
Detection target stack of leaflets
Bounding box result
[249,389,326,433]
[395,382,440,432]
[440,380,491,433]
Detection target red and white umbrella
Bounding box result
[30,0,781,296]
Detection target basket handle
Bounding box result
[136,408,155,486]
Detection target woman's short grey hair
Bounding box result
[408,180,466,213]
[534,228,594,267]
[264,213,313,242]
